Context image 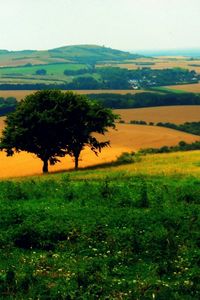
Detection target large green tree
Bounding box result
[0,90,117,173]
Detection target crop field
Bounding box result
[102,57,200,72]
[164,83,200,93]
[0,89,148,100]
[116,105,200,124]
[0,118,199,178]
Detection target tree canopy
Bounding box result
[0,90,117,173]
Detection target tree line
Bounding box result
[139,140,200,155]
[0,90,118,173]
[127,120,200,136]
[0,97,17,116]
[1,92,200,117]
[87,92,200,109]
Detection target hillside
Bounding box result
[0,154,199,299]
[0,46,199,89]
[116,105,200,124]
[0,44,141,67]
[0,117,199,178]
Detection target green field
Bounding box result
[0,63,89,84]
[0,63,86,76]
[0,159,199,299]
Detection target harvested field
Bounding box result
[101,57,200,72]
[165,83,200,93]
[0,89,148,100]
[0,119,199,178]
[116,105,200,124]
[0,116,5,128]
[0,90,36,100]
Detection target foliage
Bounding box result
[0,174,199,299]
[88,91,200,109]
[67,76,101,89]
[139,140,200,155]
[116,151,137,164]
[35,69,47,75]
[130,120,147,125]
[156,121,200,136]
[0,97,17,116]
[62,93,118,169]
[0,90,117,172]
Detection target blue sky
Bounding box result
[0,0,199,51]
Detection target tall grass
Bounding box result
[0,173,199,299]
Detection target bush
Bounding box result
[116,151,136,164]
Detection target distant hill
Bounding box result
[0,44,141,67]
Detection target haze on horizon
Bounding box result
[0,0,199,52]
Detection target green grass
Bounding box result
[0,63,93,85]
[0,64,85,76]
[0,171,199,299]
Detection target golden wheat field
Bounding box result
[0,89,147,101]
[0,117,199,178]
[103,57,200,72]
[165,83,200,93]
[115,105,200,124]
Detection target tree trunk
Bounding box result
[42,159,49,173]
[74,155,79,170]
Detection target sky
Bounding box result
[0,0,200,51]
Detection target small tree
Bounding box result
[0,90,118,173]
[36,69,47,75]
[65,96,118,169]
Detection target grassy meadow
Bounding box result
[0,63,86,85]
[0,158,200,299]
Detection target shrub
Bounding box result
[116,151,141,165]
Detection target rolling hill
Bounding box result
[0,44,141,67]
[116,105,200,124]
[0,118,199,178]
[0,45,143,86]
